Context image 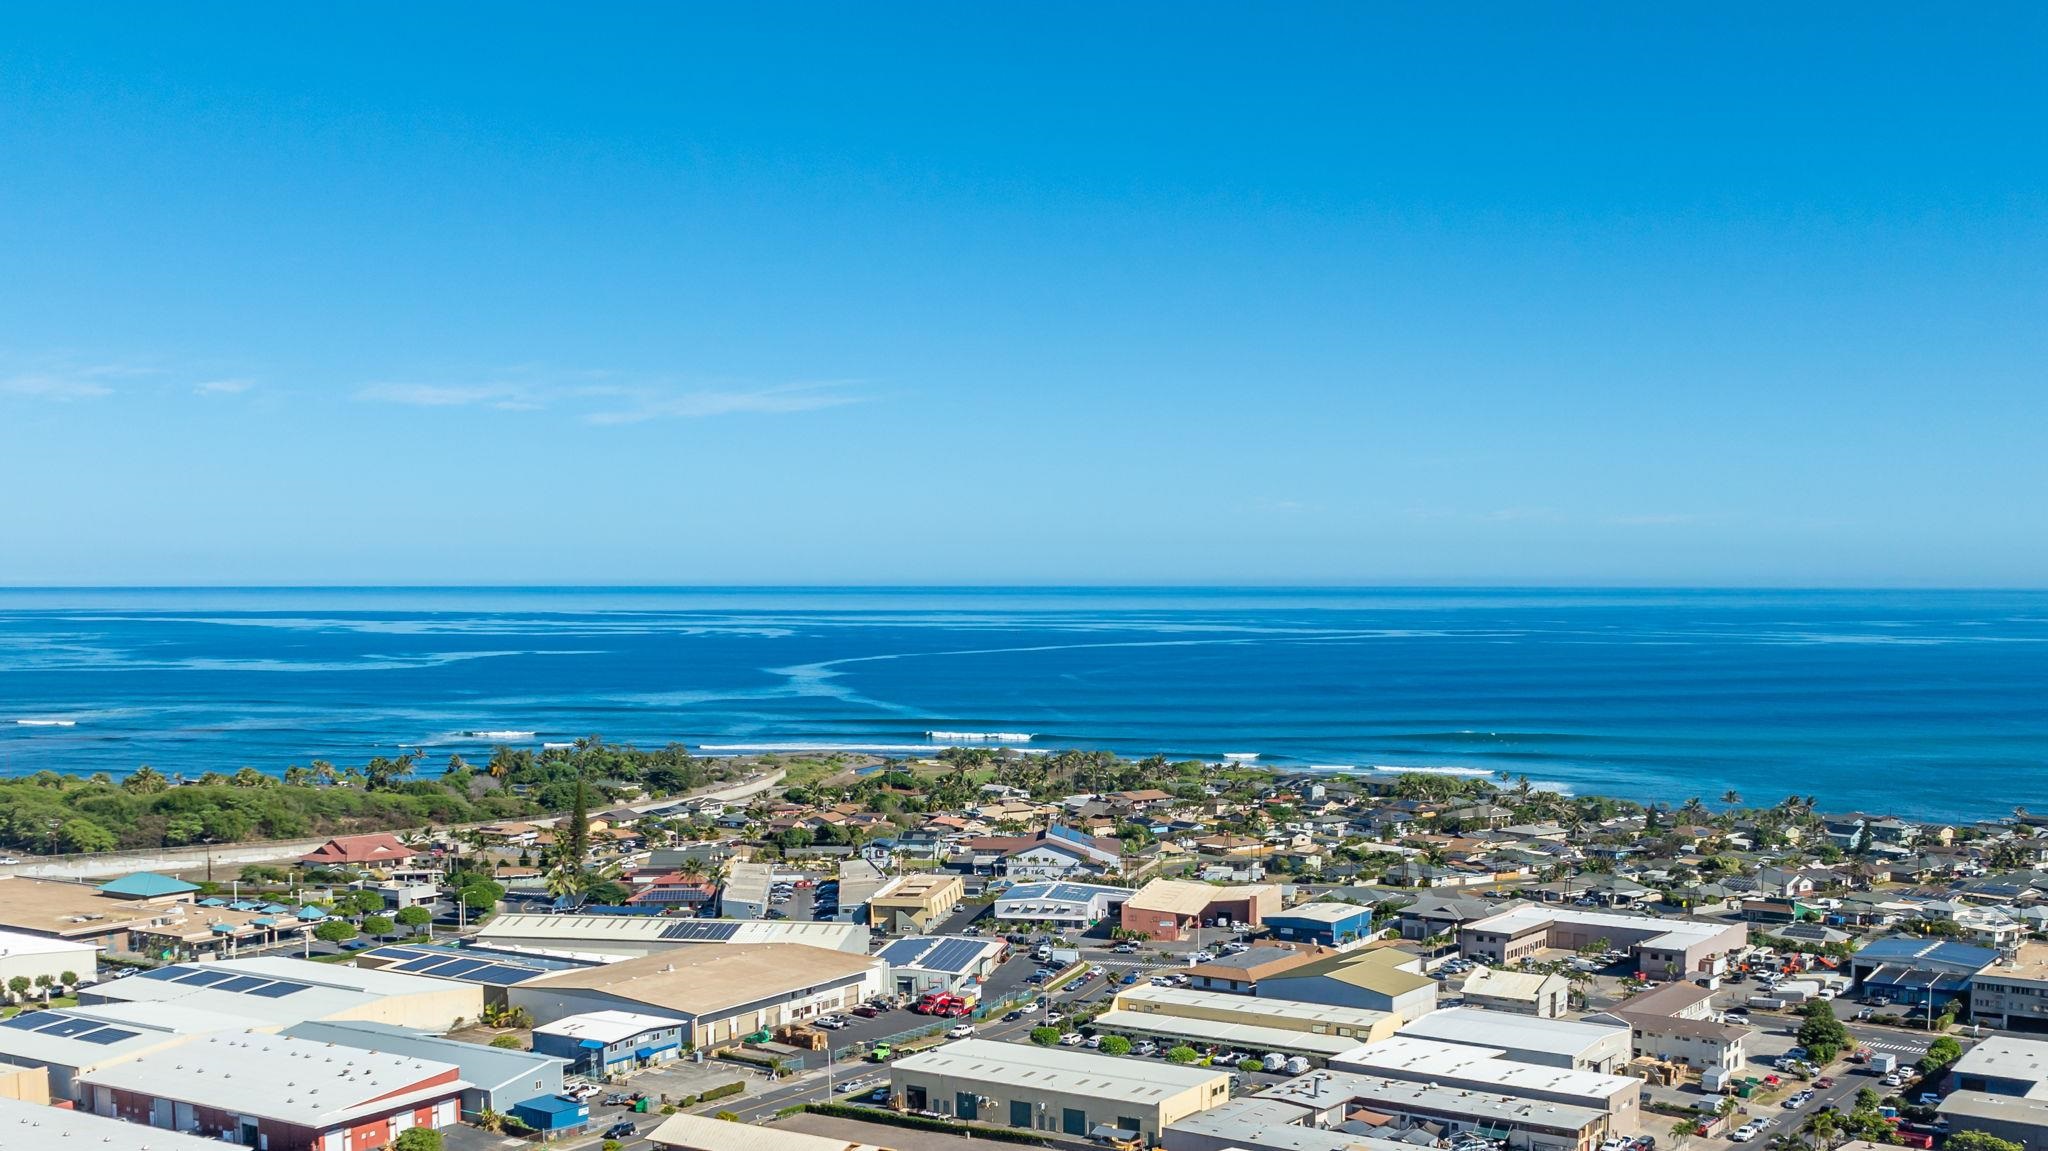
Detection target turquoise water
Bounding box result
[0,586,2042,820]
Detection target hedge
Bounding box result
[801,1103,1057,1145]
[699,1081,746,1104]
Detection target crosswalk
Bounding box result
[1860,1038,1928,1055]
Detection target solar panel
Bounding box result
[659,920,738,941]
[137,967,185,982]
[215,976,270,993]
[877,938,934,965]
[392,956,451,974]
[469,964,543,985]
[426,959,491,978]
[39,1017,104,1038]
[245,981,307,998]
[174,969,236,987]
[75,1028,140,1045]
[925,939,985,973]
[0,1015,47,1031]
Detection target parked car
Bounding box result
[1058,1032,1084,1046]
[947,1024,976,1039]
[603,1121,637,1139]
[851,1004,882,1018]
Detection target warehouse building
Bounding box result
[1121,879,1281,942]
[1165,1068,1614,1151]
[876,935,1007,997]
[1255,947,1438,1022]
[510,942,886,1047]
[78,955,486,1030]
[649,1111,898,1150]
[1400,1007,1631,1073]
[1265,902,1377,948]
[890,1037,1231,1144]
[353,942,599,1008]
[531,1010,687,1075]
[1188,946,1318,995]
[79,1030,468,1151]
[0,928,98,989]
[1458,907,1747,979]
[1098,983,1399,1063]
[868,874,965,934]
[721,861,777,920]
[0,1095,237,1151]
[1459,965,1572,1017]
[1937,1092,2048,1150]
[993,881,1133,929]
[473,913,868,959]
[1331,1036,1641,1132]
[283,1019,570,1121]
[0,876,201,955]
[0,1001,264,1102]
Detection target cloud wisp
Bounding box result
[353,375,865,425]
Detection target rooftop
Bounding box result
[1948,1036,2048,1092]
[871,874,960,903]
[1115,983,1394,1033]
[1463,905,1733,948]
[1271,901,1376,924]
[475,913,867,953]
[891,1037,1227,1099]
[1261,1068,1608,1132]
[874,936,1004,974]
[0,876,180,938]
[647,1111,893,1150]
[0,1001,266,1067]
[1333,1036,1640,1102]
[532,1009,685,1044]
[1460,966,1568,1002]
[0,1096,235,1151]
[1163,1093,1415,1151]
[1092,1008,1368,1058]
[1850,936,1999,971]
[1616,981,1717,1017]
[281,1019,569,1087]
[1267,948,1435,997]
[518,943,878,1017]
[998,881,1134,903]
[0,927,99,959]
[97,872,200,899]
[78,1030,467,1129]
[1400,1007,1626,1058]
[82,955,475,1025]
[1127,877,1278,917]
[1192,946,1319,981]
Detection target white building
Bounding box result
[993,882,1134,929]
[0,929,98,990]
[1331,1036,1643,1131]
[1401,1007,1632,1073]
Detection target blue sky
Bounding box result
[3,6,2044,586]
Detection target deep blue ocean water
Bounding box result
[1,587,2042,822]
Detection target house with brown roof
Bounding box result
[298,834,416,871]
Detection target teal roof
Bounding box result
[98,872,200,898]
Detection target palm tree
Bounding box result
[1721,790,1742,808]
[1801,1109,1842,1150]
[1679,797,1709,824]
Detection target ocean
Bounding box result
[0,587,2042,822]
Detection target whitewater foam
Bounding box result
[927,730,1033,742]
[467,730,536,740]
[14,718,78,727]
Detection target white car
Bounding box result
[1190,950,1216,963]
[1729,1127,1758,1143]
[0,857,20,865]
[1058,1032,1084,1046]
[1084,1034,1103,1048]
[947,1023,975,1038]
[1017,1001,1040,1015]
[567,1083,602,1102]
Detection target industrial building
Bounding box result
[1399,1007,1631,1073]
[1459,965,1572,1017]
[1098,983,1399,1062]
[354,942,599,1006]
[993,881,1133,929]
[889,1037,1231,1143]
[1121,879,1281,942]
[875,935,1007,997]
[509,942,886,1047]
[0,928,98,989]
[531,1010,686,1074]
[1849,937,1998,1013]
[721,861,778,920]
[1331,1036,1642,1132]
[1255,947,1438,1022]
[1969,944,2048,1033]
[649,1111,898,1150]
[77,955,486,1030]
[867,874,964,934]
[1165,1068,1615,1151]
[78,1030,467,1151]
[282,1019,570,1121]
[0,1095,237,1151]
[472,913,868,958]
[1457,906,1747,979]
[1188,946,1318,994]
[1265,902,1376,948]
[0,1001,264,1102]
[0,875,207,955]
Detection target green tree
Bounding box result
[1920,1035,1963,1075]
[1028,1026,1062,1046]
[361,914,394,937]
[1795,999,1849,1063]
[59,819,119,853]
[396,905,433,936]
[392,1129,443,1151]
[1097,1035,1131,1055]
[58,970,77,989]
[313,920,358,945]
[6,976,29,1002]
[122,765,170,794]
[1944,1134,2024,1151]
[1165,1045,1199,1064]
[1239,1057,1265,1075]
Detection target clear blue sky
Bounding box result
[4,6,2044,586]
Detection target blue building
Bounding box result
[1847,937,1997,1014]
[1265,901,1375,948]
[531,1009,687,1075]
[509,1094,591,1136]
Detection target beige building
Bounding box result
[891,1038,1231,1143]
[510,942,886,1048]
[1970,943,2048,1032]
[649,1112,898,1150]
[1458,906,1747,979]
[1099,983,1400,1062]
[1255,947,1439,1022]
[1121,879,1282,942]
[0,1066,50,1104]
[867,874,964,934]
[1460,964,1571,1017]
[0,877,192,955]
[1332,1036,1642,1134]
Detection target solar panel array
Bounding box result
[365,945,553,987]
[0,1011,146,1047]
[127,965,310,999]
[876,938,934,966]
[658,919,740,942]
[921,938,988,973]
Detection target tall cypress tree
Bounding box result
[568,777,591,863]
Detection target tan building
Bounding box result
[1120,879,1281,942]
[867,874,964,934]
[0,1066,50,1104]
[0,877,193,955]
[891,1038,1230,1143]
[1187,946,1318,994]
[509,942,886,1048]
[1100,983,1400,1062]
[1458,906,1747,979]
[649,1112,897,1150]
[1460,964,1571,1017]
[1970,943,2048,1031]
[1255,947,1439,1022]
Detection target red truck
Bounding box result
[914,992,975,1017]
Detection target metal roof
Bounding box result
[874,935,1003,974]
[282,1019,569,1091]
[76,1031,470,1129]
[0,1096,232,1151]
[892,1037,1227,1100]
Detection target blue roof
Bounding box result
[97,873,200,898]
[296,906,327,919]
[1852,937,1998,969]
[512,1095,588,1117]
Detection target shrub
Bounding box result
[1029,1026,1062,1046]
[699,1081,746,1103]
[1166,1045,1199,1064]
[489,1035,523,1049]
[1098,1035,1131,1056]
[1239,1057,1264,1074]
[715,1111,741,1121]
